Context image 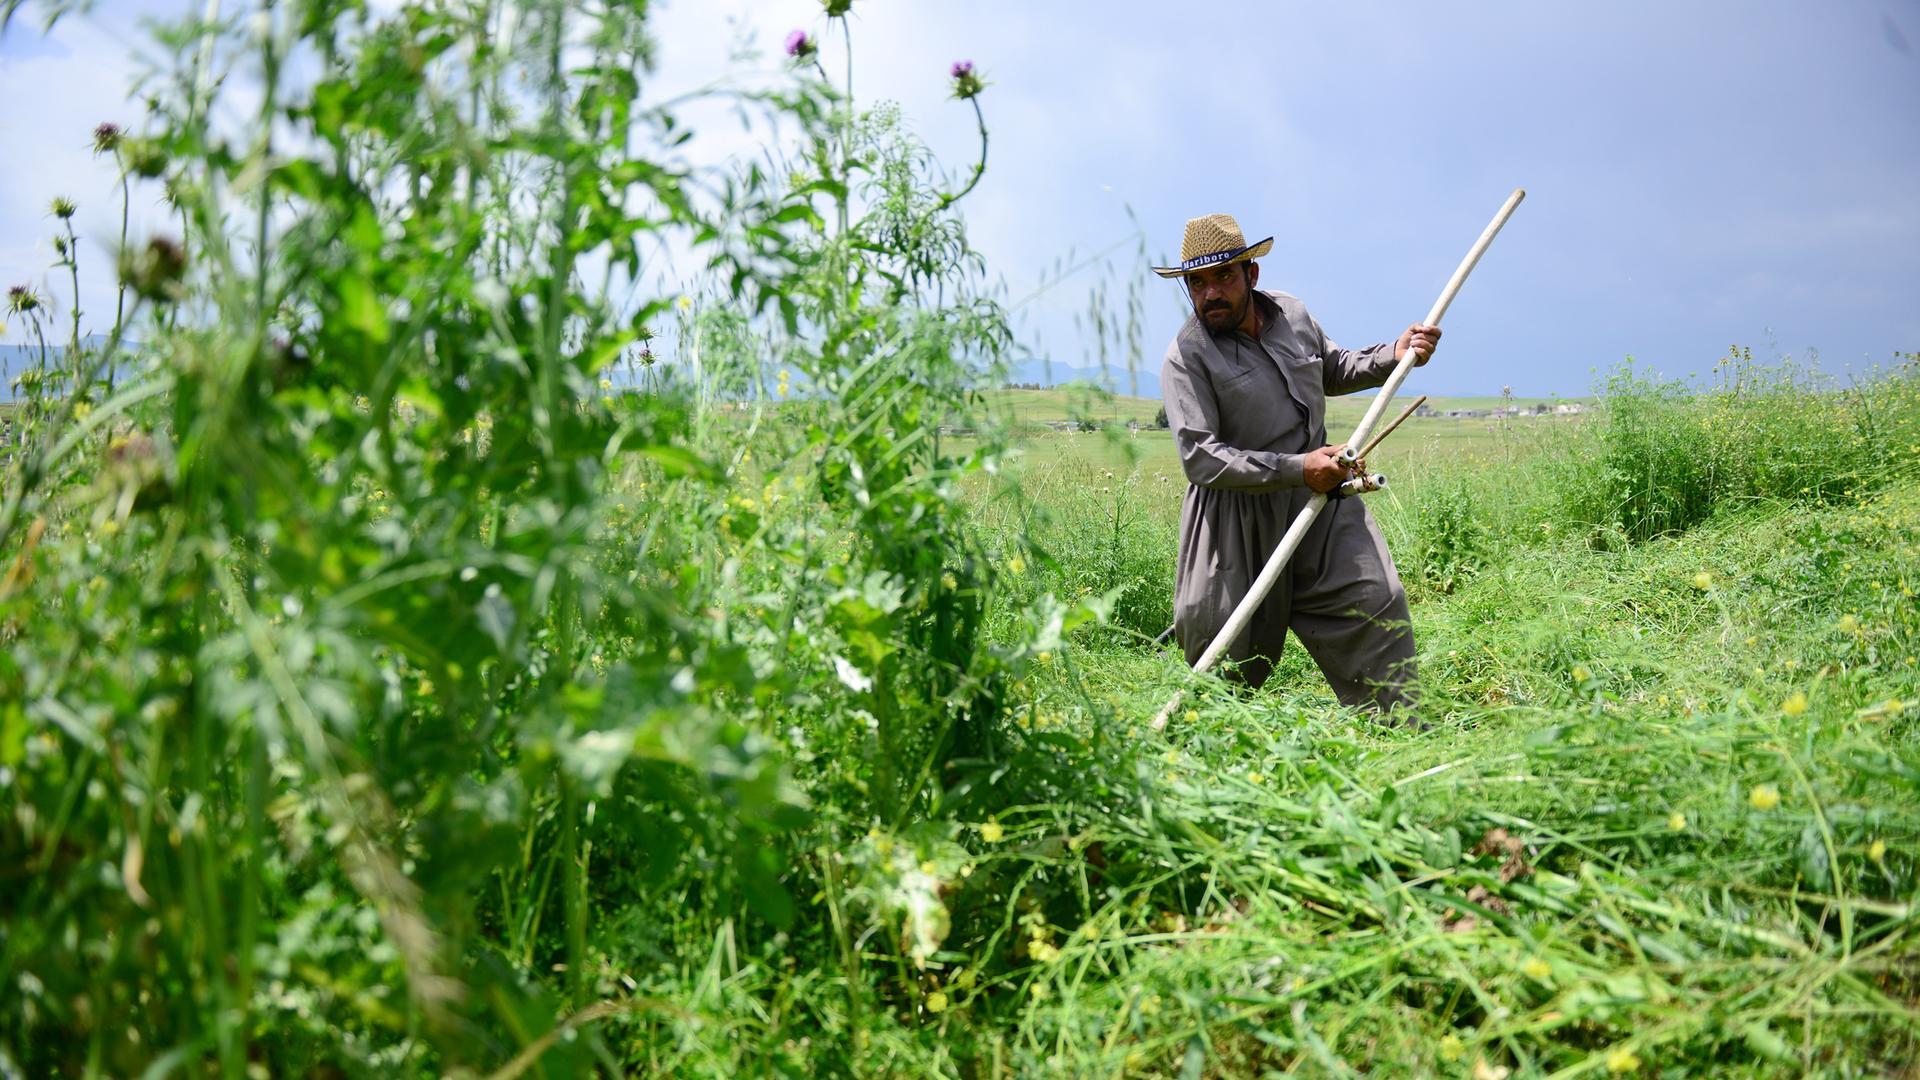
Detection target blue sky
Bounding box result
[4,1,1917,397]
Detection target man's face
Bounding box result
[1183,261,1257,332]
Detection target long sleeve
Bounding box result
[1162,344,1306,491]
[1312,314,1401,397]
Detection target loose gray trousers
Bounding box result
[1160,289,1417,712]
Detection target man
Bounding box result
[1156,213,1440,716]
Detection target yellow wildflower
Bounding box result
[1247,772,1265,784]
[1749,783,1780,811]
[1184,709,1198,724]
[1029,940,1061,963]
[677,295,693,310]
[1691,571,1713,590]
[1667,812,1687,832]
[1521,956,1552,982]
[1606,1047,1641,1074]
[979,821,1005,843]
[1571,664,1592,683]
[1439,1034,1465,1063]
[1007,556,1025,574]
[924,990,948,1014]
[1837,614,1860,634]
[1869,839,1886,862]
[1780,691,1808,716]
[1036,651,1052,664]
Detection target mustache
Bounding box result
[1203,302,1230,313]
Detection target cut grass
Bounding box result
[939,479,1920,1077]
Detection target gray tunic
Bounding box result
[1160,289,1417,712]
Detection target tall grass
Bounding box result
[1552,350,1920,542]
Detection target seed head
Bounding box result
[6,285,42,315]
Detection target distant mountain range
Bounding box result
[1,336,124,400]
[1,344,53,401]
[1002,359,1161,400]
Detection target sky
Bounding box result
[4,0,1918,398]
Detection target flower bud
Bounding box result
[50,196,77,220]
[92,122,123,154]
[119,236,188,303]
[122,137,169,179]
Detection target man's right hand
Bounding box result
[1302,444,1354,493]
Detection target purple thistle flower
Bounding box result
[785,29,815,59]
[92,122,123,154]
[949,60,983,100]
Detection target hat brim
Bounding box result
[1151,237,1274,279]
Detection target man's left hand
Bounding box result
[1396,324,1442,367]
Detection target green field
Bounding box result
[964,389,1587,502]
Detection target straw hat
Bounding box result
[1151,214,1274,279]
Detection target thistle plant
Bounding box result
[1,0,1022,1072]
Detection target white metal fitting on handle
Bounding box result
[1337,473,1387,497]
